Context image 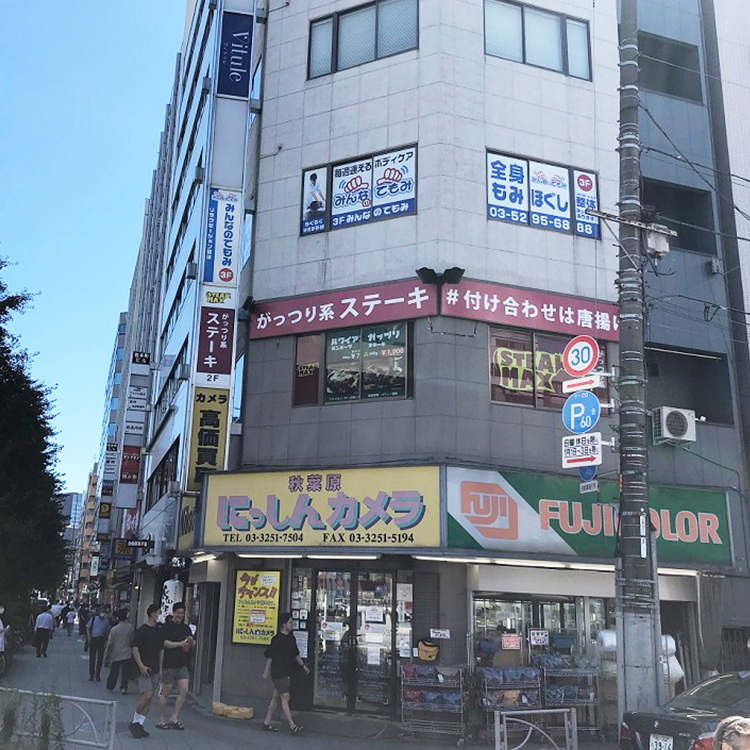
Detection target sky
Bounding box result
[0,2,187,494]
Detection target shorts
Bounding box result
[162,666,189,683]
[136,672,162,695]
[272,676,291,695]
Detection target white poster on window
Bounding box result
[372,146,417,220]
[572,170,600,239]
[528,160,572,232]
[300,166,328,235]
[331,157,372,229]
[486,152,529,225]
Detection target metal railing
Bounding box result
[494,707,579,750]
[0,687,116,749]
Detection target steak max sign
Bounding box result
[447,467,731,566]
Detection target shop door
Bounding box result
[313,570,394,713]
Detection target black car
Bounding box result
[622,672,750,750]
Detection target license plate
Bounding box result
[650,734,674,750]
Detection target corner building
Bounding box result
[186,0,750,726]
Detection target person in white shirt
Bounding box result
[34,606,55,658]
[66,608,76,636]
[0,603,10,657]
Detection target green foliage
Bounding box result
[0,690,65,750]
[0,258,67,605]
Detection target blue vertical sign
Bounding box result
[573,170,600,239]
[371,146,417,220]
[217,12,254,98]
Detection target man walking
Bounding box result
[261,613,309,734]
[155,602,195,730]
[34,605,55,658]
[104,609,134,694]
[65,607,76,636]
[130,604,164,738]
[86,607,111,681]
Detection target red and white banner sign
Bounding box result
[250,280,439,339]
[441,280,619,342]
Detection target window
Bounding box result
[146,440,179,511]
[293,323,409,405]
[232,353,244,422]
[645,347,732,424]
[484,1,591,80]
[490,327,607,409]
[639,31,702,103]
[309,0,418,78]
[240,212,253,269]
[641,179,715,254]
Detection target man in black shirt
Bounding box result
[262,612,309,734]
[155,601,194,731]
[129,604,164,739]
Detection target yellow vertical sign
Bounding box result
[187,387,230,492]
[233,570,281,645]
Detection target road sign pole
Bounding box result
[617,0,661,719]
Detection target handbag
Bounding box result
[417,639,439,662]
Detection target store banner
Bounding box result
[250,279,438,339]
[300,166,328,235]
[441,280,619,342]
[233,570,281,645]
[196,286,236,388]
[120,445,141,484]
[447,467,731,566]
[204,189,241,287]
[187,387,230,492]
[202,466,441,549]
[217,11,254,98]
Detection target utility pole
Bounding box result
[616,0,662,719]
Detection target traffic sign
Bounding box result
[562,335,600,377]
[562,432,602,468]
[562,372,606,394]
[562,391,601,434]
[579,465,597,482]
[580,480,599,494]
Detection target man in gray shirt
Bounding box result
[34,606,55,658]
[104,609,134,693]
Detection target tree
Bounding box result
[0,258,67,607]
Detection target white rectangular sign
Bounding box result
[486,153,529,225]
[562,373,606,394]
[579,480,599,494]
[573,170,600,239]
[562,431,602,468]
[529,160,572,232]
[331,157,372,229]
[125,421,145,436]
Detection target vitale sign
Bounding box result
[217,12,254,98]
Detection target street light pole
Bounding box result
[616,0,662,718]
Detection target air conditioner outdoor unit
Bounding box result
[652,407,697,445]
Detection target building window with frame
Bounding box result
[146,440,179,511]
[308,0,418,79]
[293,323,409,405]
[638,31,702,103]
[484,0,591,80]
[489,327,606,409]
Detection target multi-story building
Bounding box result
[90,0,750,729]
[58,492,83,594]
[76,467,99,600]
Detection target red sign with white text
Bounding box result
[250,280,439,339]
[441,280,619,342]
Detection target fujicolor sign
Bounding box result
[447,467,731,566]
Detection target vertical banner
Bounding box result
[300,167,328,235]
[120,445,141,484]
[573,170,600,239]
[233,570,281,645]
[217,11,254,98]
[528,160,572,232]
[331,157,373,229]
[486,153,529,225]
[104,443,118,478]
[187,387,230,492]
[204,189,241,287]
[371,146,417,220]
[196,287,236,388]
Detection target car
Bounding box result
[621,672,750,750]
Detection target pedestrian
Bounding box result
[104,609,134,694]
[86,607,111,681]
[0,602,10,660]
[34,605,55,658]
[60,604,70,630]
[65,607,76,636]
[155,602,195,731]
[261,612,309,735]
[716,717,750,750]
[78,603,89,648]
[130,604,164,739]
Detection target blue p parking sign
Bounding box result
[562,391,601,434]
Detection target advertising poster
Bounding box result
[528,160,572,232]
[486,153,529,225]
[233,570,281,645]
[217,12,254,98]
[573,170,600,239]
[372,146,417,220]
[202,466,441,549]
[187,388,230,492]
[204,189,241,287]
[325,331,361,402]
[361,324,406,399]
[196,286,236,388]
[300,167,328,235]
[331,157,372,229]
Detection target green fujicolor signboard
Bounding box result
[447,467,731,566]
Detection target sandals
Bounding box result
[291,725,305,735]
[262,723,278,732]
[155,722,171,730]
[168,720,185,730]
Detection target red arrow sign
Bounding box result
[568,456,598,464]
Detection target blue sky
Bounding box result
[0,2,186,493]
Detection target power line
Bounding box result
[643,146,750,188]
[638,51,750,96]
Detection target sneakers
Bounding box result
[129,722,150,738]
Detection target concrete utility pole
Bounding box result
[616,0,663,719]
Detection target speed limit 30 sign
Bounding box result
[562,335,600,377]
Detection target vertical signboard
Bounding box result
[528,160,572,232]
[371,146,417,219]
[300,166,328,235]
[572,170,600,239]
[120,445,141,484]
[187,387,230,492]
[486,153,529,224]
[196,287,236,388]
[204,189,241,287]
[217,12,254,98]
[233,570,281,645]
[331,157,373,228]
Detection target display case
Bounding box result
[478,666,542,740]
